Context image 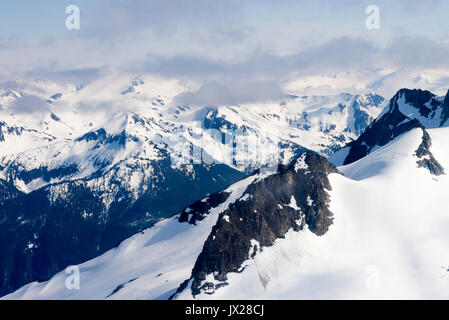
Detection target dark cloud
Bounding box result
[89,0,243,40]
[140,38,341,76]
[383,36,449,70]
[141,35,449,81]
[174,80,285,106]
[143,34,449,105]
[9,94,48,114]
[140,37,380,83]
[0,81,21,91]
[25,67,107,87]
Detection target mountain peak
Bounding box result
[394,88,434,100]
[173,151,338,298]
[330,88,449,168]
[389,88,436,117]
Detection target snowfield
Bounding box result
[3,174,260,300]
[181,127,449,299]
[5,126,449,300]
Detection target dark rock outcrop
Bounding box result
[439,90,449,127]
[339,89,448,172]
[173,152,339,298]
[415,129,445,176]
[179,191,231,225]
[343,90,422,165]
[0,179,21,203]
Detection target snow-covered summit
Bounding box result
[330,88,449,167]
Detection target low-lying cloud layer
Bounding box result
[8,94,48,114]
[174,81,285,106]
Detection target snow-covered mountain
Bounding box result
[6,121,449,299]
[0,82,384,188]
[0,77,385,194]
[194,92,384,171]
[330,88,449,172]
[0,75,384,297]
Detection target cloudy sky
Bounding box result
[1,0,449,102]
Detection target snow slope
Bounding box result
[3,173,260,300]
[6,126,449,300]
[178,127,449,299]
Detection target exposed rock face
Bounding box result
[173,152,339,298]
[0,179,21,202]
[400,88,436,117]
[415,129,445,176]
[439,90,449,126]
[343,89,424,165]
[179,191,231,225]
[0,121,55,145]
[334,89,448,176]
[350,93,385,136]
